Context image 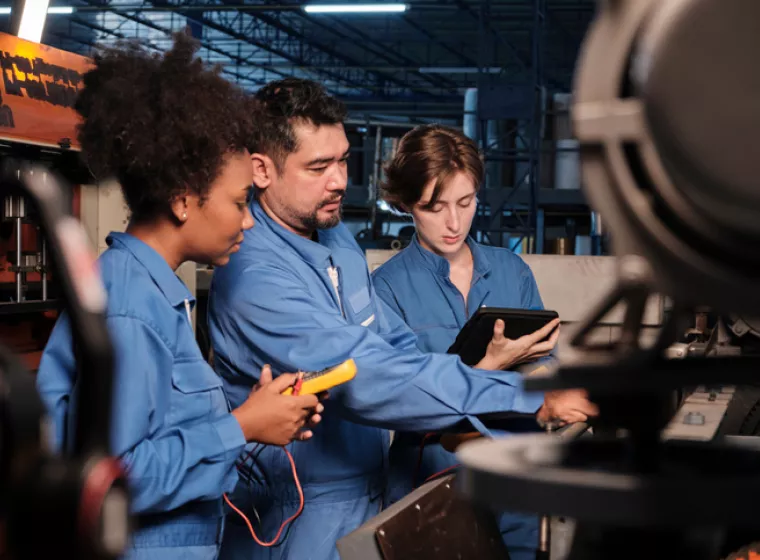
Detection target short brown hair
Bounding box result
[380,124,484,212]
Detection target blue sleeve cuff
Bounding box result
[466,415,495,438]
[511,385,545,414]
[211,413,247,459]
[466,369,543,414]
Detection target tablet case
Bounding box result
[448,307,559,366]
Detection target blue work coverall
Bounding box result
[207,201,545,560]
[36,233,246,560]
[373,234,555,560]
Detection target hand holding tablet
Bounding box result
[447,308,560,369]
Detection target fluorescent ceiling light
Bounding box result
[17,0,50,43]
[0,5,73,15]
[304,3,407,14]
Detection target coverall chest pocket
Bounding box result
[347,286,378,332]
[168,359,227,426]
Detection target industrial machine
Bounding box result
[456,1,760,559]
[0,160,130,559]
[0,32,93,371]
[344,1,760,558]
[0,33,131,558]
[346,251,667,560]
[0,32,196,363]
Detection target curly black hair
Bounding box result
[250,77,346,172]
[75,31,256,222]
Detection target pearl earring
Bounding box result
[182,211,187,220]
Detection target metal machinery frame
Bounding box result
[34,0,600,257]
[1,160,131,560]
[458,1,760,559]
[0,32,94,370]
[467,0,605,256]
[0,32,200,358]
[471,0,546,252]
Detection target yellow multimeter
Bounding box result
[282,359,357,396]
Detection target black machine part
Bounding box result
[0,161,130,559]
[456,1,760,558]
[716,385,760,438]
[458,435,760,530]
[457,435,758,560]
[571,0,760,318]
[337,474,509,560]
[727,316,760,342]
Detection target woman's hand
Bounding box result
[476,318,561,371]
[232,365,324,445]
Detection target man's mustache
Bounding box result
[319,194,345,208]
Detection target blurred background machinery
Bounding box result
[1,0,759,558]
[458,1,760,559]
[0,33,93,371]
[1,161,131,559]
[11,0,610,259]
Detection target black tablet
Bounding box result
[447,307,559,366]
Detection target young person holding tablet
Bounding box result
[372,124,597,560]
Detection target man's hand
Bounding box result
[476,318,561,371]
[537,389,598,426]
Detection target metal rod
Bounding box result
[529,0,545,255]
[538,515,551,558]
[344,101,463,107]
[66,2,460,12]
[536,422,589,559]
[370,125,383,240]
[15,216,22,302]
[345,119,440,130]
[537,422,556,559]
[41,235,47,301]
[51,2,586,12]
[12,1,590,12]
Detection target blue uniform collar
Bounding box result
[251,200,334,267]
[106,232,194,307]
[410,234,492,279]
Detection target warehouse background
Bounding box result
[32,0,600,256]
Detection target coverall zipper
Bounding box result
[327,264,345,318]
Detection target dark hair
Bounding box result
[75,32,256,222]
[381,124,484,212]
[250,77,347,172]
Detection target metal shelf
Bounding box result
[343,185,589,213]
[0,300,60,315]
[481,187,588,209]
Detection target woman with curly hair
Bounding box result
[35,32,323,559]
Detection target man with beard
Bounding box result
[208,78,596,560]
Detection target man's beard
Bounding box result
[300,197,344,231]
[302,205,342,231]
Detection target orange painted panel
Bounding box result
[0,32,91,149]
